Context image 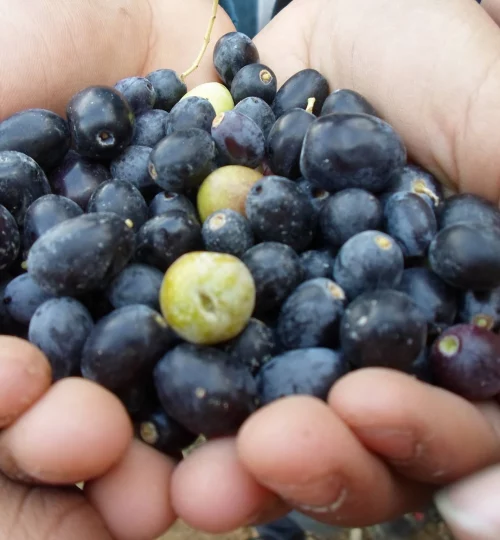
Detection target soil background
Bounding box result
[160,521,251,540]
[158,516,455,540]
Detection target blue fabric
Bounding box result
[219,0,239,27]
[222,0,483,35]
[220,0,259,37]
[235,0,259,38]
[254,516,306,540]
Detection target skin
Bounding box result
[2,0,500,538]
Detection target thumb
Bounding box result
[435,465,500,540]
[255,0,500,203]
[0,0,235,119]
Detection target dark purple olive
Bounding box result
[66,86,135,160]
[148,128,217,192]
[23,194,83,253]
[0,150,51,226]
[87,180,148,232]
[272,69,329,117]
[211,111,265,169]
[320,89,378,117]
[48,150,111,209]
[27,212,136,296]
[429,223,500,290]
[430,324,500,400]
[458,287,500,332]
[0,205,20,270]
[114,76,157,115]
[266,108,315,180]
[0,109,70,171]
[135,407,197,460]
[146,69,187,112]
[213,32,260,87]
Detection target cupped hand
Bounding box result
[0,337,177,540]
[0,0,235,120]
[4,0,500,539]
[0,1,236,539]
[171,0,500,538]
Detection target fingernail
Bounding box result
[355,428,417,461]
[435,466,500,540]
[293,487,348,515]
[266,473,347,514]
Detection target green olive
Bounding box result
[160,251,256,345]
[181,82,234,115]
[197,165,263,222]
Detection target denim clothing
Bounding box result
[219,0,239,28]
[220,0,259,37]
[222,0,482,36]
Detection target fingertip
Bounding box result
[328,368,500,485]
[236,395,434,526]
[171,437,278,533]
[0,377,133,484]
[85,440,177,540]
[327,368,430,421]
[237,396,345,484]
[0,336,52,427]
[434,464,500,539]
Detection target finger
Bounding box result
[482,0,500,25]
[435,464,500,540]
[255,0,500,203]
[253,0,320,86]
[0,472,113,540]
[0,377,133,485]
[85,439,176,540]
[0,0,235,119]
[0,337,52,428]
[237,396,433,528]
[329,369,500,485]
[171,437,286,533]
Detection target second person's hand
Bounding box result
[169,1,500,538]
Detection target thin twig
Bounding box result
[180,0,220,82]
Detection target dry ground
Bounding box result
[158,517,455,539]
[159,521,251,540]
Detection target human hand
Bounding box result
[0,336,177,540]
[0,0,235,120]
[435,464,500,539]
[167,1,500,538]
[3,1,500,540]
[0,1,237,539]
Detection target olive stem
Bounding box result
[413,182,440,206]
[180,0,220,82]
